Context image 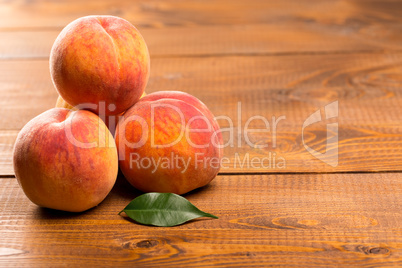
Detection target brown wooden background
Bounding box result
[0,0,401,267]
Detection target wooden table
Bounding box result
[1,0,401,267]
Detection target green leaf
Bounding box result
[118,192,218,227]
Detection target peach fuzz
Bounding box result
[115,91,223,195]
[13,108,118,212]
[50,15,150,116]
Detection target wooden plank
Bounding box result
[1,52,401,175]
[0,173,401,266]
[2,52,402,130]
[0,131,17,176]
[2,22,402,60]
[2,125,401,175]
[2,0,402,59]
[0,0,402,30]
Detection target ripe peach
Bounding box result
[55,92,147,135]
[50,15,150,116]
[115,91,223,195]
[13,108,118,212]
[55,95,75,110]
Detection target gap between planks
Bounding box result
[4,49,402,61]
[2,169,402,180]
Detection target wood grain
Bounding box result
[1,0,402,30]
[1,0,402,266]
[2,22,402,60]
[0,131,17,176]
[3,53,401,130]
[1,52,401,175]
[2,0,402,59]
[0,173,401,267]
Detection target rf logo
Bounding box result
[302,101,338,167]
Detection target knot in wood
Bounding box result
[136,239,159,248]
[368,247,389,255]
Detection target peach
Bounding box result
[55,92,147,135]
[50,15,150,116]
[115,91,223,195]
[55,95,75,110]
[13,108,118,212]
